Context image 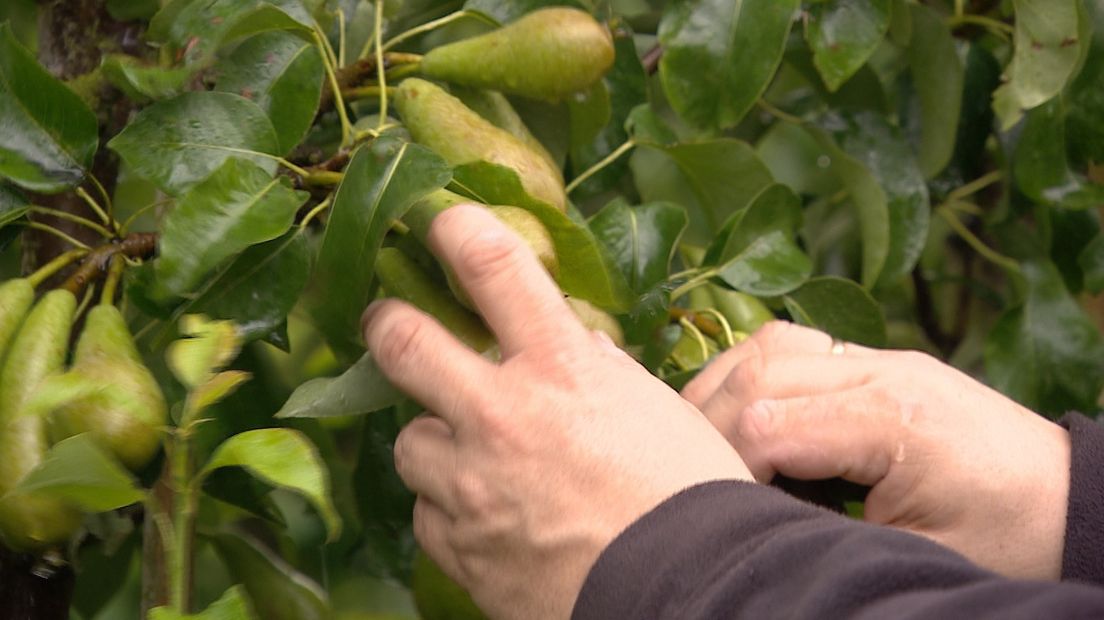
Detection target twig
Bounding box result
[61,232,159,295]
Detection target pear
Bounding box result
[375,247,495,353]
[46,304,167,472]
[395,78,567,211]
[0,278,34,365]
[404,189,560,309]
[565,296,624,347]
[420,7,614,102]
[0,290,84,552]
[451,86,557,168]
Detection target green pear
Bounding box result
[404,189,560,309]
[451,86,557,168]
[411,549,486,620]
[46,304,167,472]
[394,78,567,211]
[0,278,34,365]
[375,247,495,353]
[0,289,84,552]
[420,7,614,102]
[565,296,624,347]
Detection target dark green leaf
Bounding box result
[307,137,451,361]
[589,200,688,294]
[703,184,812,297]
[101,54,192,101]
[451,161,635,311]
[905,3,964,178]
[106,0,160,20]
[1014,98,1104,208]
[215,31,324,155]
[201,466,286,525]
[783,276,887,347]
[71,530,141,620]
[809,110,930,287]
[150,585,255,620]
[275,351,403,418]
[993,0,1085,129]
[148,0,313,67]
[108,91,281,196]
[985,260,1104,416]
[352,410,416,580]
[569,23,647,198]
[0,184,29,228]
[1081,233,1104,293]
[805,0,891,92]
[0,23,98,193]
[462,0,584,24]
[209,531,329,620]
[151,158,307,302]
[201,428,341,539]
[931,43,1001,194]
[567,82,610,159]
[755,122,840,197]
[631,137,775,243]
[622,282,675,347]
[11,434,145,512]
[188,231,311,344]
[658,0,799,130]
[1066,0,1104,167]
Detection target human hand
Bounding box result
[363,204,752,619]
[681,321,1071,580]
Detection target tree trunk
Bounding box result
[0,2,151,617]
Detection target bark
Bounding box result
[1,2,152,617]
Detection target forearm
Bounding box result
[573,482,1104,619]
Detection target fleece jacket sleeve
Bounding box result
[572,481,1104,619]
[1059,412,1104,585]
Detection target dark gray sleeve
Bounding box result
[572,481,1104,620]
[1059,412,1104,585]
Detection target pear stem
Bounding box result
[381,9,492,53]
[30,206,115,239]
[24,222,91,250]
[26,248,89,288]
[936,206,1022,274]
[314,31,354,147]
[75,186,114,229]
[101,254,125,305]
[374,0,388,131]
[566,139,636,194]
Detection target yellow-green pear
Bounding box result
[565,296,624,347]
[394,78,567,211]
[420,7,614,102]
[451,86,558,168]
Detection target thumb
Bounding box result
[732,390,904,488]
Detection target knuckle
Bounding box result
[456,229,523,285]
[452,470,492,516]
[738,399,780,443]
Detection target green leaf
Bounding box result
[567,82,611,159]
[451,161,635,311]
[148,0,313,67]
[151,158,307,302]
[589,200,688,295]
[101,54,192,101]
[703,184,812,297]
[808,111,930,287]
[462,0,584,24]
[167,315,243,389]
[0,184,29,228]
[108,91,281,196]
[275,351,403,419]
[150,585,256,620]
[631,137,775,243]
[805,0,891,92]
[209,531,329,620]
[569,22,647,198]
[10,434,145,512]
[993,0,1084,130]
[71,529,141,620]
[783,276,887,347]
[905,3,964,178]
[201,428,342,539]
[755,122,840,197]
[985,260,1104,416]
[307,136,451,362]
[106,0,160,20]
[201,466,286,526]
[188,231,311,344]
[214,31,324,155]
[658,0,799,131]
[1081,233,1104,293]
[1014,97,1104,208]
[0,23,98,193]
[1066,0,1104,167]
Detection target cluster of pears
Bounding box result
[0,279,166,552]
[376,7,624,357]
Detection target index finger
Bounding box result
[428,204,587,357]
